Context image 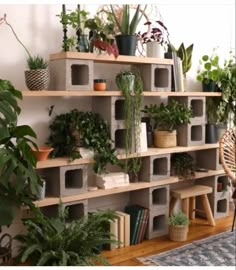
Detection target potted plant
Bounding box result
[142,100,192,148]
[15,206,117,266]
[0,79,42,226]
[47,109,119,174]
[171,153,195,181]
[168,210,189,242]
[137,20,169,58]
[115,68,143,173]
[108,5,147,55]
[196,48,221,92]
[1,14,49,91]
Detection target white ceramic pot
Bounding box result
[146,42,165,58]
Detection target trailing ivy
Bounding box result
[47,109,119,174]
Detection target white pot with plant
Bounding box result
[1,14,49,91]
[137,20,169,58]
[168,210,189,242]
[142,100,193,148]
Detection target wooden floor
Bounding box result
[103,206,235,266]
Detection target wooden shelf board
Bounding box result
[21,90,222,97]
[49,52,174,65]
[34,169,224,207]
[36,144,219,169]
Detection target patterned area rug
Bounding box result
[137,231,236,266]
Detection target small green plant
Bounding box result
[171,153,195,180]
[15,205,117,266]
[142,100,193,132]
[27,55,48,70]
[196,48,221,84]
[168,210,189,226]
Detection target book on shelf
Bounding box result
[138,208,149,243]
[115,211,125,248]
[108,218,119,250]
[176,57,184,92]
[116,210,130,247]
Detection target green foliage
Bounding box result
[171,153,195,180]
[15,206,117,266]
[109,5,147,35]
[206,97,221,124]
[115,68,143,174]
[143,100,193,132]
[47,109,119,174]
[196,48,221,84]
[27,55,48,70]
[168,210,189,226]
[217,54,236,126]
[169,43,194,75]
[0,79,41,226]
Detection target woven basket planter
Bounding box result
[25,69,50,91]
[169,225,188,242]
[154,130,177,148]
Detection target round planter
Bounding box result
[202,80,216,92]
[146,42,165,58]
[36,178,46,200]
[25,69,50,91]
[169,225,188,242]
[94,79,106,91]
[154,130,177,148]
[32,146,53,161]
[117,74,135,94]
[115,35,137,56]
[205,123,217,143]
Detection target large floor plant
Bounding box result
[0,79,41,226]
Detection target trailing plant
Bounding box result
[171,153,195,181]
[15,205,117,266]
[0,79,41,226]
[142,100,193,132]
[206,97,221,124]
[47,109,119,174]
[0,14,48,70]
[168,210,189,226]
[217,54,236,126]
[196,48,221,84]
[109,5,147,35]
[168,42,194,75]
[115,68,143,174]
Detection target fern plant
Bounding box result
[168,210,189,226]
[15,206,117,266]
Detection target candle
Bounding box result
[62,4,66,16]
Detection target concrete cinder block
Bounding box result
[170,96,206,124]
[43,164,88,197]
[139,154,170,182]
[177,123,205,146]
[63,199,88,221]
[146,208,169,239]
[130,185,170,211]
[137,64,172,91]
[49,59,93,90]
[196,148,222,170]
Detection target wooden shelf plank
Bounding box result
[34,169,225,207]
[36,144,219,169]
[21,90,222,97]
[49,52,174,65]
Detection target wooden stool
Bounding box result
[170,185,216,227]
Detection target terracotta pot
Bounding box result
[94,79,106,91]
[32,146,53,161]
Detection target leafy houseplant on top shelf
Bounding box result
[137,20,169,58]
[168,210,189,242]
[108,4,147,55]
[196,48,221,92]
[47,109,119,175]
[0,79,42,227]
[15,205,117,266]
[142,100,192,148]
[115,68,143,180]
[1,14,49,91]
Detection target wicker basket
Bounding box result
[154,130,177,148]
[25,69,50,91]
[169,225,188,242]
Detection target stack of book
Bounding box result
[96,172,129,189]
[125,205,149,245]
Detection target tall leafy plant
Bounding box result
[0,79,41,226]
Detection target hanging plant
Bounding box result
[47,109,119,174]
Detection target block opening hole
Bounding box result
[115,100,125,120]
[191,125,202,141]
[153,158,168,175]
[153,214,166,231]
[41,205,59,218]
[152,188,167,205]
[217,199,227,213]
[65,169,83,189]
[65,203,84,222]
[191,100,203,117]
[115,129,126,148]
[71,64,89,85]
[154,68,169,88]
[217,175,228,192]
